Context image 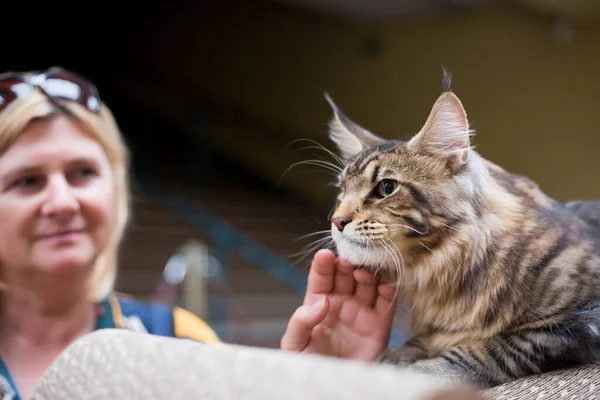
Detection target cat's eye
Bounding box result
[375,179,398,198]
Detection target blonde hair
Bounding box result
[0,87,131,302]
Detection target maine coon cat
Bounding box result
[324,70,600,389]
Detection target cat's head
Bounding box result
[327,71,483,274]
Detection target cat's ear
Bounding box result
[408,87,472,173]
[325,93,386,162]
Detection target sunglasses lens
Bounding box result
[45,70,100,111]
[0,69,101,113]
[0,77,28,112]
[0,92,12,110]
[0,77,23,91]
[43,78,83,102]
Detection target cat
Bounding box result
[324,69,600,389]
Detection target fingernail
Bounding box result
[312,296,325,314]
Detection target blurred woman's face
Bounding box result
[0,115,116,280]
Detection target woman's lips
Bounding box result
[37,230,85,243]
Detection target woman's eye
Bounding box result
[375,179,398,198]
[80,167,95,177]
[12,176,42,189]
[71,167,96,182]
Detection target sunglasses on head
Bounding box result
[0,67,101,114]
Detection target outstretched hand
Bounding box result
[281,249,398,362]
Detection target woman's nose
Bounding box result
[40,176,80,217]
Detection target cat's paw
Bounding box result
[377,347,423,367]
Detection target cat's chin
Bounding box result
[333,239,394,269]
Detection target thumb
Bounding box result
[280,296,329,352]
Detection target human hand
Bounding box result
[280,249,397,362]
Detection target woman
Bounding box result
[0,67,395,399]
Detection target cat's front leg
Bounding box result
[401,332,561,389]
[405,356,486,387]
[377,337,428,367]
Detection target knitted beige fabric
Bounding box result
[31,329,600,399]
[483,365,600,399]
[31,329,481,400]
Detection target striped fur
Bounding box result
[325,72,600,389]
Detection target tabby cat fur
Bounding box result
[325,70,600,389]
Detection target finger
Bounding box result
[281,296,330,352]
[305,250,336,303]
[375,283,398,317]
[353,268,379,307]
[334,257,357,295]
[338,298,379,337]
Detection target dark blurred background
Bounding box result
[4,0,600,347]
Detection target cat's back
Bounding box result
[486,160,600,243]
[564,200,600,238]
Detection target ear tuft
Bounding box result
[441,65,453,94]
[324,93,386,162]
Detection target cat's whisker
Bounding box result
[376,239,396,274]
[373,253,385,277]
[375,265,385,277]
[429,217,467,235]
[295,236,334,254]
[278,159,342,185]
[289,234,335,268]
[289,159,343,173]
[384,223,428,236]
[294,146,345,168]
[357,240,371,270]
[364,238,374,268]
[285,138,345,167]
[417,240,433,253]
[294,230,332,241]
[305,236,334,247]
[384,237,405,292]
[302,147,344,168]
[367,238,385,276]
[378,238,404,306]
[296,147,344,168]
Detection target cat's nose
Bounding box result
[332,217,350,232]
